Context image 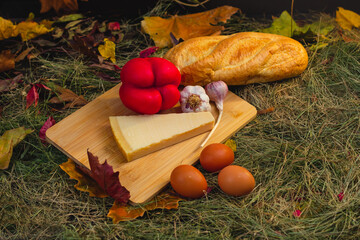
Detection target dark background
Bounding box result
[1,0,360,20]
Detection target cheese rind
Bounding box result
[109,112,215,161]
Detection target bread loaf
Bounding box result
[163,32,308,86]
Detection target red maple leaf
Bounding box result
[26,83,51,109]
[87,150,130,204]
[39,116,56,144]
[26,85,39,109]
[139,46,159,58]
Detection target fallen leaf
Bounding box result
[56,13,85,22]
[65,19,85,30]
[15,47,35,62]
[0,50,15,73]
[141,5,239,48]
[26,85,39,109]
[308,42,329,51]
[0,127,33,169]
[0,17,18,40]
[0,73,23,92]
[39,116,56,144]
[261,11,334,39]
[40,0,78,14]
[293,209,302,217]
[86,150,130,204]
[32,39,58,47]
[16,21,52,41]
[59,158,108,197]
[339,30,359,42]
[26,12,35,22]
[296,20,335,39]
[336,7,360,31]
[52,27,64,39]
[224,139,236,152]
[338,191,344,201]
[40,19,54,29]
[60,158,183,222]
[26,84,50,109]
[108,191,183,223]
[35,83,51,91]
[49,86,88,109]
[70,35,98,60]
[261,11,297,37]
[98,38,116,63]
[108,22,120,31]
[84,21,105,47]
[0,17,52,41]
[139,46,159,58]
[257,107,275,115]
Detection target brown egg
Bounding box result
[217,165,255,196]
[170,165,208,199]
[200,143,234,172]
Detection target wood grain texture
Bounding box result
[46,83,257,203]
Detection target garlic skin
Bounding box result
[205,81,228,111]
[200,81,229,148]
[180,85,211,113]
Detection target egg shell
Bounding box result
[200,143,234,172]
[217,165,255,196]
[170,165,208,199]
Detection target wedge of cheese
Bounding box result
[109,112,215,161]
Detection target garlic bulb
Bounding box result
[180,85,211,113]
[205,81,228,111]
[200,81,229,147]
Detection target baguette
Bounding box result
[164,32,308,86]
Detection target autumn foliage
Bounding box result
[59,158,183,222]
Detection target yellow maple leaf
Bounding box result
[59,158,183,223]
[108,192,183,223]
[0,127,33,169]
[59,159,108,197]
[141,5,239,48]
[0,17,19,40]
[98,38,116,63]
[16,21,52,41]
[336,7,360,30]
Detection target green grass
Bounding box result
[1,2,360,239]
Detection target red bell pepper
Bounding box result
[120,57,181,114]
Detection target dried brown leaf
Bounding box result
[40,0,79,14]
[257,107,275,115]
[0,50,15,73]
[108,191,183,223]
[49,86,88,109]
[141,5,239,48]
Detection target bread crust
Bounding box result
[164,32,308,86]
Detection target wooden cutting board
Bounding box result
[46,83,257,204]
